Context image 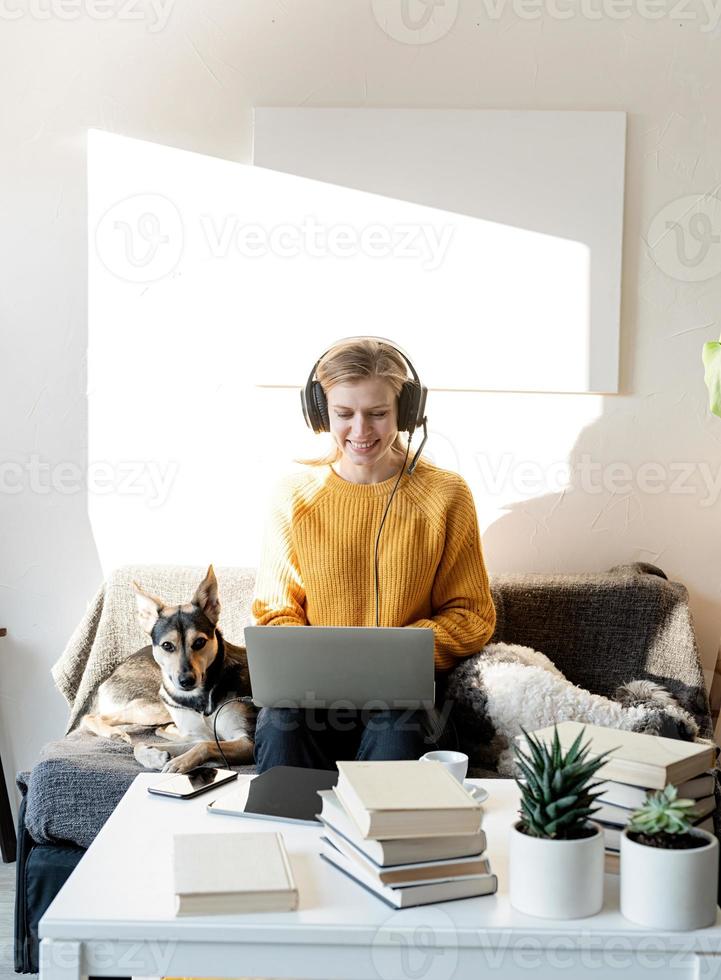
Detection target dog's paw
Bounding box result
[134,743,171,770]
[162,753,197,775]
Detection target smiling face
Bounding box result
[326,377,402,483]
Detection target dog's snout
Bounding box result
[177,673,195,690]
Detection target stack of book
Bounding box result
[524,722,717,874]
[317,760,497,908]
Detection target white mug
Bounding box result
[419,749,468,784]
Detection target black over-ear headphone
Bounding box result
[301,336,428,436]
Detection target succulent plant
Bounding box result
[513,725,611,840]
[627,785,697,841]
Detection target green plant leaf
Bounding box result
[546,794,579,819]
[563,726,587,767]
[541,767,552,804]
[703,341,721,419]
[523,730,547,770]
[516,761,545,802]
[552,727,562,770]
[519,799,535,822]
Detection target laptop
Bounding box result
[244,625,435,710]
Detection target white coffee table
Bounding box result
[40,774,721,980]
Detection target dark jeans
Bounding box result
[254,706,442,773]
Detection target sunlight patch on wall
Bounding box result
[87,129,601,573]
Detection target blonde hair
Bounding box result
[297,338,419,468]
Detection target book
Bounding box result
[598,771,716,809]
[594,794,716,828]
[520,722,716,790]
[335,760,483,839]
[601,814,714,852]
[207,766,338,826]
[322,824,492,887]
[320,838,498,908]
[172,831,298,915]
[317,789,487,865]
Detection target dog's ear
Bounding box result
[192,564,220,625]
[133,582,164,634]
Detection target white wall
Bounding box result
[253,107,627,393]
[3,0,721,816]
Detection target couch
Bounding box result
[14,561,717,973]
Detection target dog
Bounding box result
[80,565,256,773]
[446,642,701,776]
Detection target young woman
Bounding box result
[251,337,496,772]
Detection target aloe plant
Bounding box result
[627,785,697,847]
[703,338,721,418]
[513,726,611,840]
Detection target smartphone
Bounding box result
[147,767,238,799]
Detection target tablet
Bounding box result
[208,766,338,825]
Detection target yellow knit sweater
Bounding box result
[251,457,496,671]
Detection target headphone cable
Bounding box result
[211,695,255,770]
[373,417,427,628]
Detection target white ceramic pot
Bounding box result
[620,827,719,930]
[509,820,604,919]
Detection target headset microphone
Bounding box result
[407,417,428,477]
